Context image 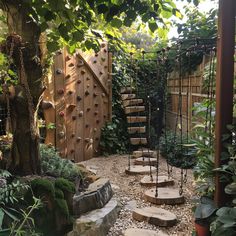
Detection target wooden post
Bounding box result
[215,0,236,207]
[108,52,113,121]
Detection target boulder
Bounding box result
[73,178,113,216]
[68,199,119,236]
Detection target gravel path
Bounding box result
[82,154,196,236]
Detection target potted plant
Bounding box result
[194,196,218,236]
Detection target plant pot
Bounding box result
[195,221,211,236]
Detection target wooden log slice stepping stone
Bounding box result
[125,106,145,114]
[130,138,147,145]
[134,157,157,166]
[128,126,146,134]
[125,166,156,175]
[140,175,174,187]
[133,207,177,227]
[144,188,185,205]
[133,150,154,158]
[127,116,147,123]
[123,98,143,107]
[124,228,168,236]
[121,94,136,100]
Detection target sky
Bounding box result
[168,0,218,38]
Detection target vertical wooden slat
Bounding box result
[108,52,113,121]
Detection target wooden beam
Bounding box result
[215,0,236,207]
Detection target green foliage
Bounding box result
[10,0,192,54]
[40,144,82,181]
[0,170,42,235]
[159,130,196,169]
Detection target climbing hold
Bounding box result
[77,60,84,67]
[85,90,90,96]
[41,101,54,110]
[76,96,82,101]
[76,137,82,142]
[95,53,98,57]
[93,92,99,97]
[87,84,90,88]
[65,74,71,79]
[72,115,77,120]
[56,68,63,75]
[79,111,83,117]
[102,93,105,97]
[101,57,106,62]
[95,103,99,107]
[94,83,97,88]
[94,111,98,115]
[93,60,97,63]
[87,108,91,112]
[70,149,74,153]
[85,138,90,143]
[68,62,74,67]
[104,115,107,118]
[57,50,62,55]
[85,124,89,128]
[57,89,64,95]
[71,133,75,138]
[67,90,73,95]
[77,80,81,84]
[101,43,106,48]
[94,128,97,132]
[104,65,108,69]
[58,131,65,138]
[67,104,76,111]
[99,71,103,75]
[104,49,107,53]
[95,137,99,141]
[66,55,71,61]
[96,120,100,124]
[86,77,90,80]
[81,70,86,75]
[59,111,65,117]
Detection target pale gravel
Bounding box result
[82,154,196,236]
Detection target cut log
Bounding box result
[134,157,156,166]
[125,106,145,114]
[121,94,136,100]
[123,99,143,107]
[144,188,185,205]
[124,228,168,236]
[125,165,156,175]
[132,207,177,227]
[127,116,147,123]
[128,126,146,134]
[140,175,174,187]
[132,150,154,158]
[121,87,135,94]
[130,138,147,145]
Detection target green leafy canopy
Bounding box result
[7,0,199,54]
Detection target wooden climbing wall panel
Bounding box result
[43,43,112,162]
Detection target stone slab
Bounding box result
[124,228,168,236]
[140,175,174,187]
[125,166,156,175]
[133,207,177,227]
[144,187,185,205]
[73,178,113,216]
[69,199,119,236]
[132,150,154,158]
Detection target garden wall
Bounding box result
[42,43,112,162]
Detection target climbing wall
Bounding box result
[42,43,112,162]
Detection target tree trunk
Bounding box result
[3,1,45,175]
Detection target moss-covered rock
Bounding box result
[31,178,55,198]
[55,178,75,193]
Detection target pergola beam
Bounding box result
[215,0,236,207]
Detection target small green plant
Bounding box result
[40,144,82,181]
[159,130,196,169]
